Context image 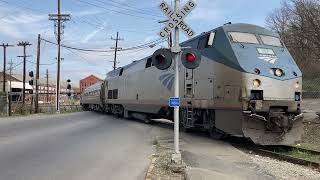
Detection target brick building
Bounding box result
[80,75,103,93]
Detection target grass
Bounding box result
[270,145,320,162]
[287,149,320,162]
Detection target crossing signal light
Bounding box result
[29,71,34,78]
[29,80,34,86]
[152,48,173,70]
[181,49,201,69]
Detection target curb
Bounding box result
[145,154,158,180]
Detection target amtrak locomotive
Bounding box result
[81,23,304,145]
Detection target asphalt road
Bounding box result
[0,112,156,180]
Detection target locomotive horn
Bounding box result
[152,48,173,70]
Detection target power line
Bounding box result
[74,0,158,20]
[40,37,162,53]
[26,60,57,66]
[92,0,162,18]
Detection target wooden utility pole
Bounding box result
[17,42,32,105]
[49,0,70,112]
[0,43,14,93]
[8,60,13,116]
[110,32,124,70]
[35,34,41,113]
[46,69,49,103]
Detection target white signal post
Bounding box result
[158,0,197,163]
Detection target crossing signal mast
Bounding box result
[155,0,198,164]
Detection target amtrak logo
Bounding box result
[159,73,175,91]
[258,56,278,64]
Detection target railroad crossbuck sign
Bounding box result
[159,0,197,39]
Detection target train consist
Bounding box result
[81,23,304,145]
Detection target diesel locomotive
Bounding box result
[81,23,304,145]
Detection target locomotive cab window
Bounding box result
[260,35,283,47]
[145,57,153,68]
[119,68,124,76]
[197,32,215,49]
[229,32,259,44]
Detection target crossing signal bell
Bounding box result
[152,48,173,70]
[181,49,201,69]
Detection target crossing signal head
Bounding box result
[29,80,34,86]
[29,71,34,78]
[181,49,201,69]
[152,48,173,70]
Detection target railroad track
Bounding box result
[232,143,320,170]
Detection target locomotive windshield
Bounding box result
[260,35,283,47]
[229,32,259,44]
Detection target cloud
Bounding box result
[81,22,107,43]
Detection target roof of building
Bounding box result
[80,75,102,82]
[0,72,21,82]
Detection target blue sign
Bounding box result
[169,97,180,107]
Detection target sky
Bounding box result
[0,0,283,87]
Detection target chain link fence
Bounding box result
[300,61,320,99]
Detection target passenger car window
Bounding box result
[113,89,118,99]
[229,32,259,44]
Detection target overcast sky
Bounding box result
[0,0,282,87]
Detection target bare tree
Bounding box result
[266,0,320,79]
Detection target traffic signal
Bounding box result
[29,71,34,78]
[152,48,173,70]
[28,71,34,86]
[29,80,34,86]
[181,49,201,69]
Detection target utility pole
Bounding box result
[46,69,49,103]
[17,42,32,105]
[8,60,13,116]
[35,34,41,113]
[49,0,70,113]
[110,32,124,70]
[0,43,14,93]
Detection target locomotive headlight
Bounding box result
[295,82,300,89]
[275,69,283,77]
[253,79,261,88]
